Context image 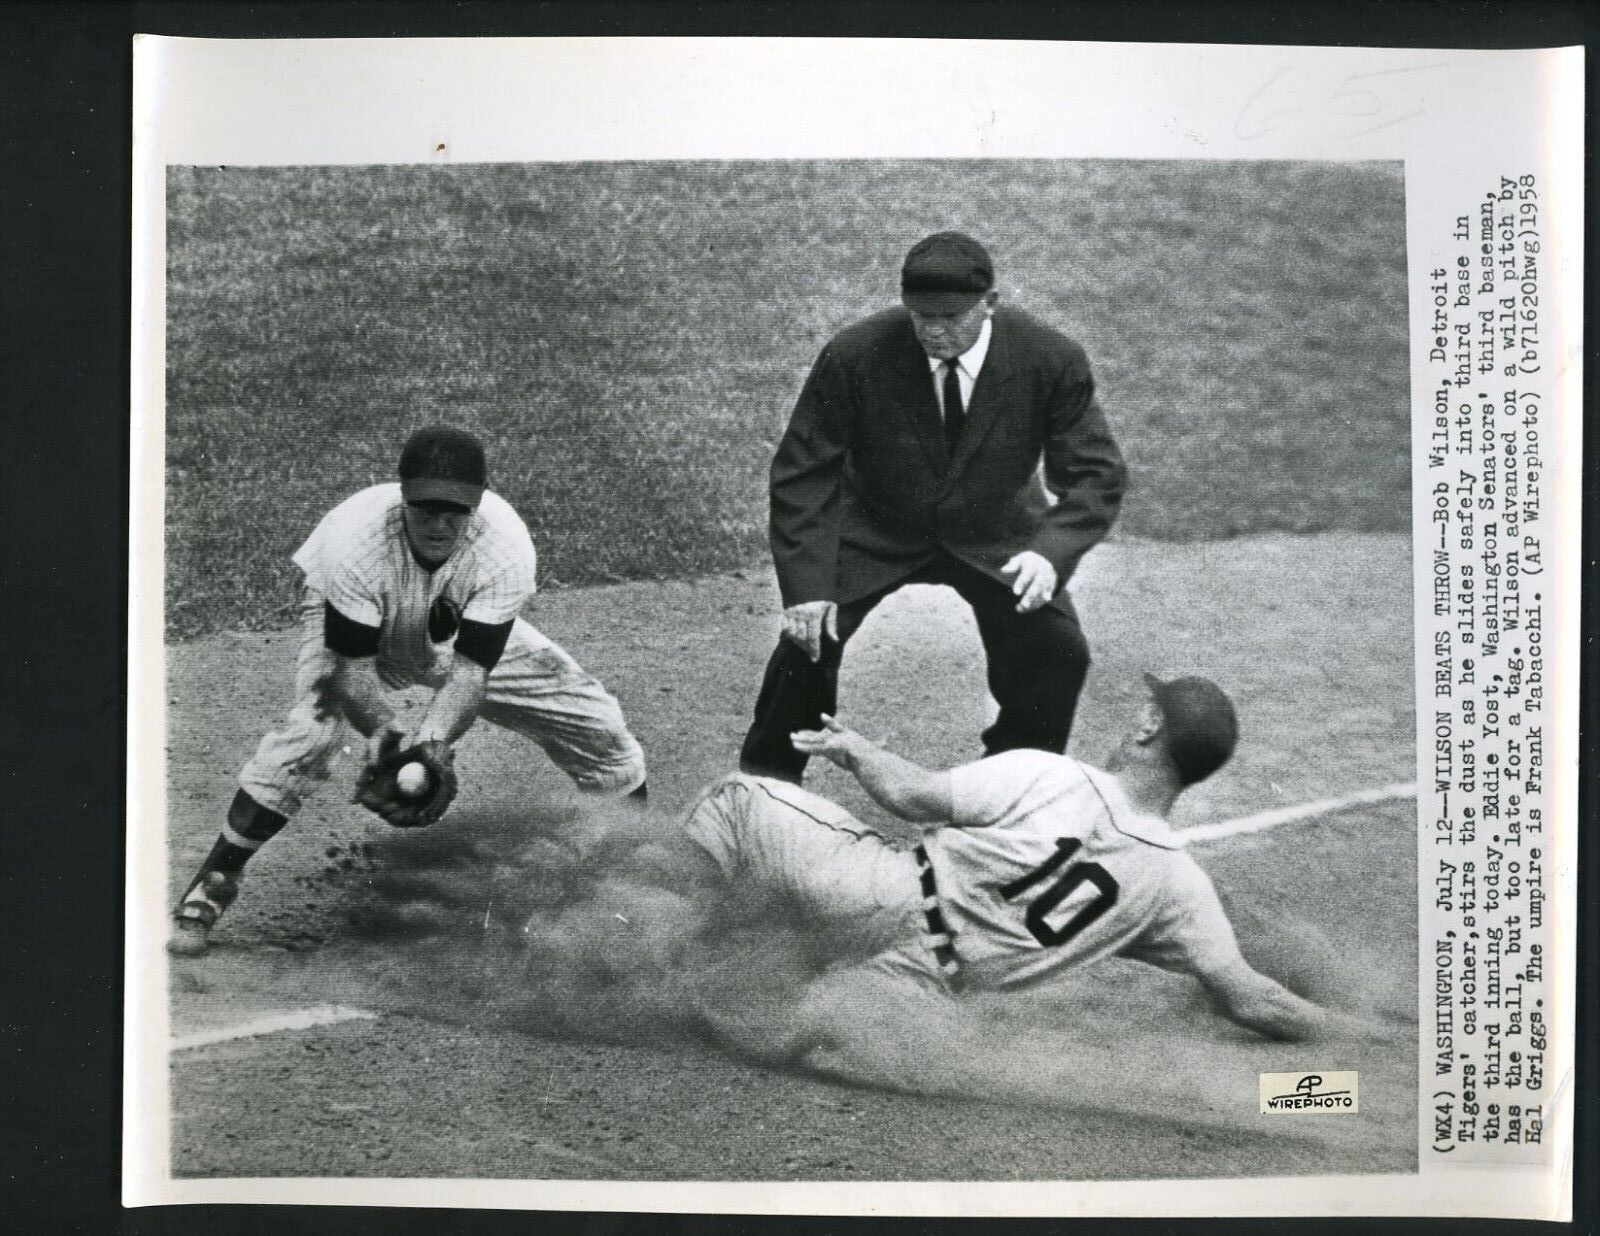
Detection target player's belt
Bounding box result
[913,843,961,982]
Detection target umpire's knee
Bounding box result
[1055,609,1091,675]
[1040,609,1091,702]
[1017,601,1090,667]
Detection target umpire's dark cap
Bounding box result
[1143,672,1239,786]
[399,425,487,510]
[901,231,994,313]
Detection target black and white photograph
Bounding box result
[126,36,1581,1219]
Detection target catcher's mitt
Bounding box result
[353,731,458,828]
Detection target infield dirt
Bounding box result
[163,532,1417,1182]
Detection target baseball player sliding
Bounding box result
[683,673,1378,1052]
[169,426,648,957]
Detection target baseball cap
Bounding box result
[1143,672,1239,786]
[900,231,994,313]
[398,426,487,510]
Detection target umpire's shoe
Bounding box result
[167,870,241,957]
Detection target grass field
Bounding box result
[165,160,1408,637]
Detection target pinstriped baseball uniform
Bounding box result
[682,753,1238,995]
[237,483,645,818]
[311,483,538,681]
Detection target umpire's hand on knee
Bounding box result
[781,600,838,662]
[1001,551,1058,614]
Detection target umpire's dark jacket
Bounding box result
[769,304,1127,611]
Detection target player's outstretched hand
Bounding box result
[781,600,838,662]
[1000,551,1057,614]
[790,713,862,768]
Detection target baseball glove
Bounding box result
[353,731,459,828]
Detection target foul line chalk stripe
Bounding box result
[172,1005,378,1051]
[1179,782,1418,847]
[167,783,1417,1050]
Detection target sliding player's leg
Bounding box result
[682,773,922,939]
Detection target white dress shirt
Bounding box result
[925,316,993,423]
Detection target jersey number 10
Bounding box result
[997,838,1120,948]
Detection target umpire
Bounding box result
[739,231,1126,782]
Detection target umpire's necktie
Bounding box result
[942,358,965,452]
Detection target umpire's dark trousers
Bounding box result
[738,551,1091,783]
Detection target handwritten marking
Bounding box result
[1235,62,1447,141]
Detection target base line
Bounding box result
[172,1004,378,1051]
[1178,781,1417,847]
[170,782,1417,1050]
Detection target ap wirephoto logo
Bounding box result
[1259,1071,1359,1114]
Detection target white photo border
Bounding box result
[128,35,1584,1220]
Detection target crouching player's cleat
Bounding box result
[167,870,241,957]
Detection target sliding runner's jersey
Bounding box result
[927,750,1240,991]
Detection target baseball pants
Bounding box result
[682,773,947,991]
[239,590,646,817]
[739,551,1091,782]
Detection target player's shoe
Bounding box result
[167,870,241,957]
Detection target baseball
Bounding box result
[396,762,430,798]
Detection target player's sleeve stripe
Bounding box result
[454,617,514,672]
[323,601,381,657]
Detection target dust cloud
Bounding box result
[343,799,1412,1146]
[347,800,845,1056]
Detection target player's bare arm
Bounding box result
[415,658,490,745]
[790,714,952,825]
[325,658,415,768]
[326,654,483,760]
[319,598,399,740]
[1193,953,1375,1044]
[412,613,513,744]
[328,655,399,741]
